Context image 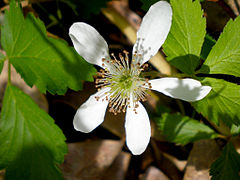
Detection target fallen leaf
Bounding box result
[183,139,221,180]
[225,0,240,16]
[61,140,124,180]
[101,152,131,180]
[140,166,170,180]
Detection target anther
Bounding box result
[95,96,100,101]
[94,49,150,115]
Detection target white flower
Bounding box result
[69,1,211,155]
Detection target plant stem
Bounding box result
[176,100,185,116]
[8,60,11,84]
[205,118,231,137]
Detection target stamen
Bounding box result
[95,50,150,115]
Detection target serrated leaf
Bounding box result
[156,113,218,145]
[210,142,240,180]
[1,1,96,95]
[192,78,240,126]
[163,0,206,74]
[0,52,5,74]
[0,85,67,180]
[199,16,240,77]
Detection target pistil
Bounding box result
[95,50,151,115]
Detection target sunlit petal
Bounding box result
[125,102,151,155]
[148,78,211,102]
[73,87,110,133]
[132,1,172,65]
[69,22,110,68]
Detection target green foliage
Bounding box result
[1,1,96,95]
[201,17,240,76]
[193,16,240,128]
[0,85,67,180]
[210,142,240,180]
[0,52,5,74]
[163,0,206,74]
[156,113,218,144]
[192,78,240,126]
[199,16,240,77]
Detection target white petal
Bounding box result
[69,22,110,68]
[73,87,110,133]
[148,78,212,102]
[125,102,151,155]
[132,1,172,65]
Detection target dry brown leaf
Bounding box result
[101,152,131,180]
[162,152,187,172]
[225,0,240,15]
[151,140,182,180]
[140,166,170,180]
[61,140,124,180]
[183,140,222,180]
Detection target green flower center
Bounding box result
[119,74,132,89]
[95,51,151,115]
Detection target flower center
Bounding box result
[95,50,151,115]
[119,74,132,89]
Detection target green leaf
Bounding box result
[200,34,216,60]
[0,52,5,74]
[210,142,240,180]
[156,113,218,145]
[0,85,67,179]
[192,78,240,126]
[199,16,240,76]
[1,1,96,95]
[163,0,206,74]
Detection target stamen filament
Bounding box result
[95,50,151,115]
